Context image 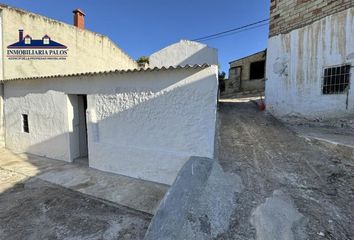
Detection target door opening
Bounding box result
[77,94,88,163]
[69,94,88,165]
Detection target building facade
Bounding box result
[0,6,219,185]
[266,0,354,119]
[0,4,138,147]
[3,65,218,185]
[224,50,266,98]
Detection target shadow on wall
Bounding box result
[4,68,217,184]
[150,41,218,68]
[177,46,218,67]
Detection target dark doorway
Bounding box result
[77,95,88,159]
[250,60,266,80]
[69,94,88,165]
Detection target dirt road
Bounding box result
[0,169,151,240]
[218,101,354,240]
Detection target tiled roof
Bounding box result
[1,64,211,82]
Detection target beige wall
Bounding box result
[224,51,266,96]
[0,5,138,80]
[230,51,266,80]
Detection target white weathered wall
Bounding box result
[0,12,4,147]
[87,68,218,184]
[68,94,80,161]
[0,84,4,147]
[4,90,72,161]
[0,5,138,80]
[3,66,218,184]
[266,7,354,119]
[149,40,218,68]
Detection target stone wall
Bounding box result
[270,0,354,37]
[222,50,266,98]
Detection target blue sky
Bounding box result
[1,0,270,74]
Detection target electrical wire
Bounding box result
[192,19,269,42]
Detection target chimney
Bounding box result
[19,29,24,42]
[73,9,85,30]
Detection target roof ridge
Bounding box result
[1,64,212,82]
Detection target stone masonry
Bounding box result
[222,50,266,98]
[269,0,354,37]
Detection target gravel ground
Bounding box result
[217,101,354,240]
[0,169,152,240]
[1,101,353,240]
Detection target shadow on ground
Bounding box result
[0,150,154,240]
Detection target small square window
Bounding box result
[24,38,31,45]
[22,114,29,133]
[322,65,351,94]
[250,60,266,80]
[43,38,50,45]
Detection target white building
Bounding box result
[2,64,218,185]
[150,40,218,68]
[0,4,138,147]
[0,5,219,185]
[266,1,354,119]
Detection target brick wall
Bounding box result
[270,0,354,37]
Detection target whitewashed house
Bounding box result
[0,4,138,147]
[2,64,218,185]
[266,0,354,119]
[0,5,219,185]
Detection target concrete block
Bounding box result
[144,156,242,240]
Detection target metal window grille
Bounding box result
[22,114,29,133]
[322,65,351,94]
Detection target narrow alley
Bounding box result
[218,101,354,240]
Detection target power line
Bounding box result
[197,22,269,42]
[192,19,269,42]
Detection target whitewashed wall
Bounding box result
[3,66,218,184]
[0,84,4,147]
[266,7,354,119]
[0,14,4,147]
[149,40,218,68]
[4,90,72,161]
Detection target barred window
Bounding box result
[322,65,351,94]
